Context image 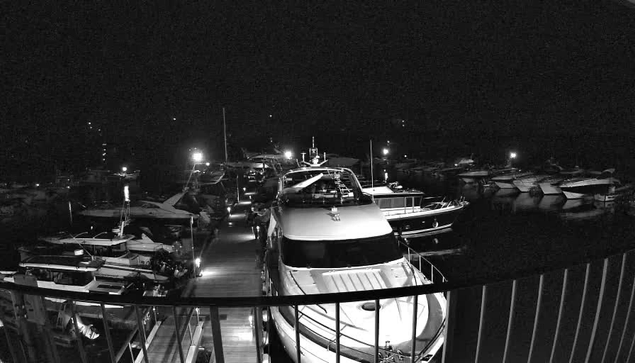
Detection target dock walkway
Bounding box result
[147,200,263,363]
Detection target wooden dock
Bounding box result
[146,200,263,363]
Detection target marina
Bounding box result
[4,1,635,362]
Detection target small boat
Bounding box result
[457,169,490,184]
[512,174,549,193]
[363,183,468,238]
[3,255,128,306]
[264,147,447,363]
[79,192,197,223]
[593,184,634,202]
[538,176,566,195]
[560,169,619,200]
[491,171,534,189]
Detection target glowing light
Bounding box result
[192,151,204,163]
[510,152,517,159]
[382,148,389,156]
[35,183,40,187]
[284,150,293,159]
[124,185,130,202]
[205,162,210,166]
[121,166,128,173]
[195,258,201,268]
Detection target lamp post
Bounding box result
[508,152,517,167]
[185,150,205,191]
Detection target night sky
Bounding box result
[4,1,635,180]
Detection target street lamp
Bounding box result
[284,150,293,160]
[382,148,389,156]
[192,151,203,163]
[185,150,206,191]
[121,166,128,173]
[510,152,517,159]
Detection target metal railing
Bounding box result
[1,247,635,363]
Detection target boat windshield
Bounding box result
[280,169,371,207]
[281,233,403,268]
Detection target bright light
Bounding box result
[205,162,210,166]
[35,183,40,187]
[121,166,128,173]
[124,185,130,202]
[284,150,293,159]
[382,148,389,156]
[192,151,204,163]
[510,152,517,159]
[195,258,201,268]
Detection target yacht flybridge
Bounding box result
[263,147,447,363]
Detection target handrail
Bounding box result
[399,239,447,283]
[2,245,634,308]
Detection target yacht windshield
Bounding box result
[280,169,372,207]
[281,233,403,268]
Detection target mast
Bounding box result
[370,139,374,189]
[223,107,228,162]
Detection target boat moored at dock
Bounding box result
[363,183,468,238]
[263,152,447,362]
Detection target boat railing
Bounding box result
[400,239,447,284]
[2,247,635,363]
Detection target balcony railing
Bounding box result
[1,247,635,363]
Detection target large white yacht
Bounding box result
[264,153,447,363]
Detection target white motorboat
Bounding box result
[593,184,634,202]
[559,169,619,200]
[36,231,186,283]
[362,183,468,238]
[78,192,197,223]
[512,174,549,193]
[491,171,534,189]
[457,170,490,184]
[3,255,128,306]
[538,176,566,195]
[264,153,447,363]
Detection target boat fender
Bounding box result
[432,219,439,228]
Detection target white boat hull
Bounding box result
[538,182,562,195]
[494,181,517,189]
[271,292,446,363]
[563,191,587,200]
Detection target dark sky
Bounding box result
[3,1,635,177]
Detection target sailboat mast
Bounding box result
[223,107,228,162]
[370,139,374,189]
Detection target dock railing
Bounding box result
[2,246,635,363]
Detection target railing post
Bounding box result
[134,305,150,363]
[209,306,225,363]
[172,306,186,363]
[441,289,456,363]
[253,307,263,363]
[375,298,380,363]
[549,269,569,363]
[410,294,419,362]
[335,302,341,363]
[600,254,626,363]
[502,279,518,363]
[569,263,591,363]
[585,258,609,363]
[100,303,117,363]
[615,270,635,362]
[527,274,545,363]
[474,285,488,363]
[295,305,301,363]
[70,301,88,363]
